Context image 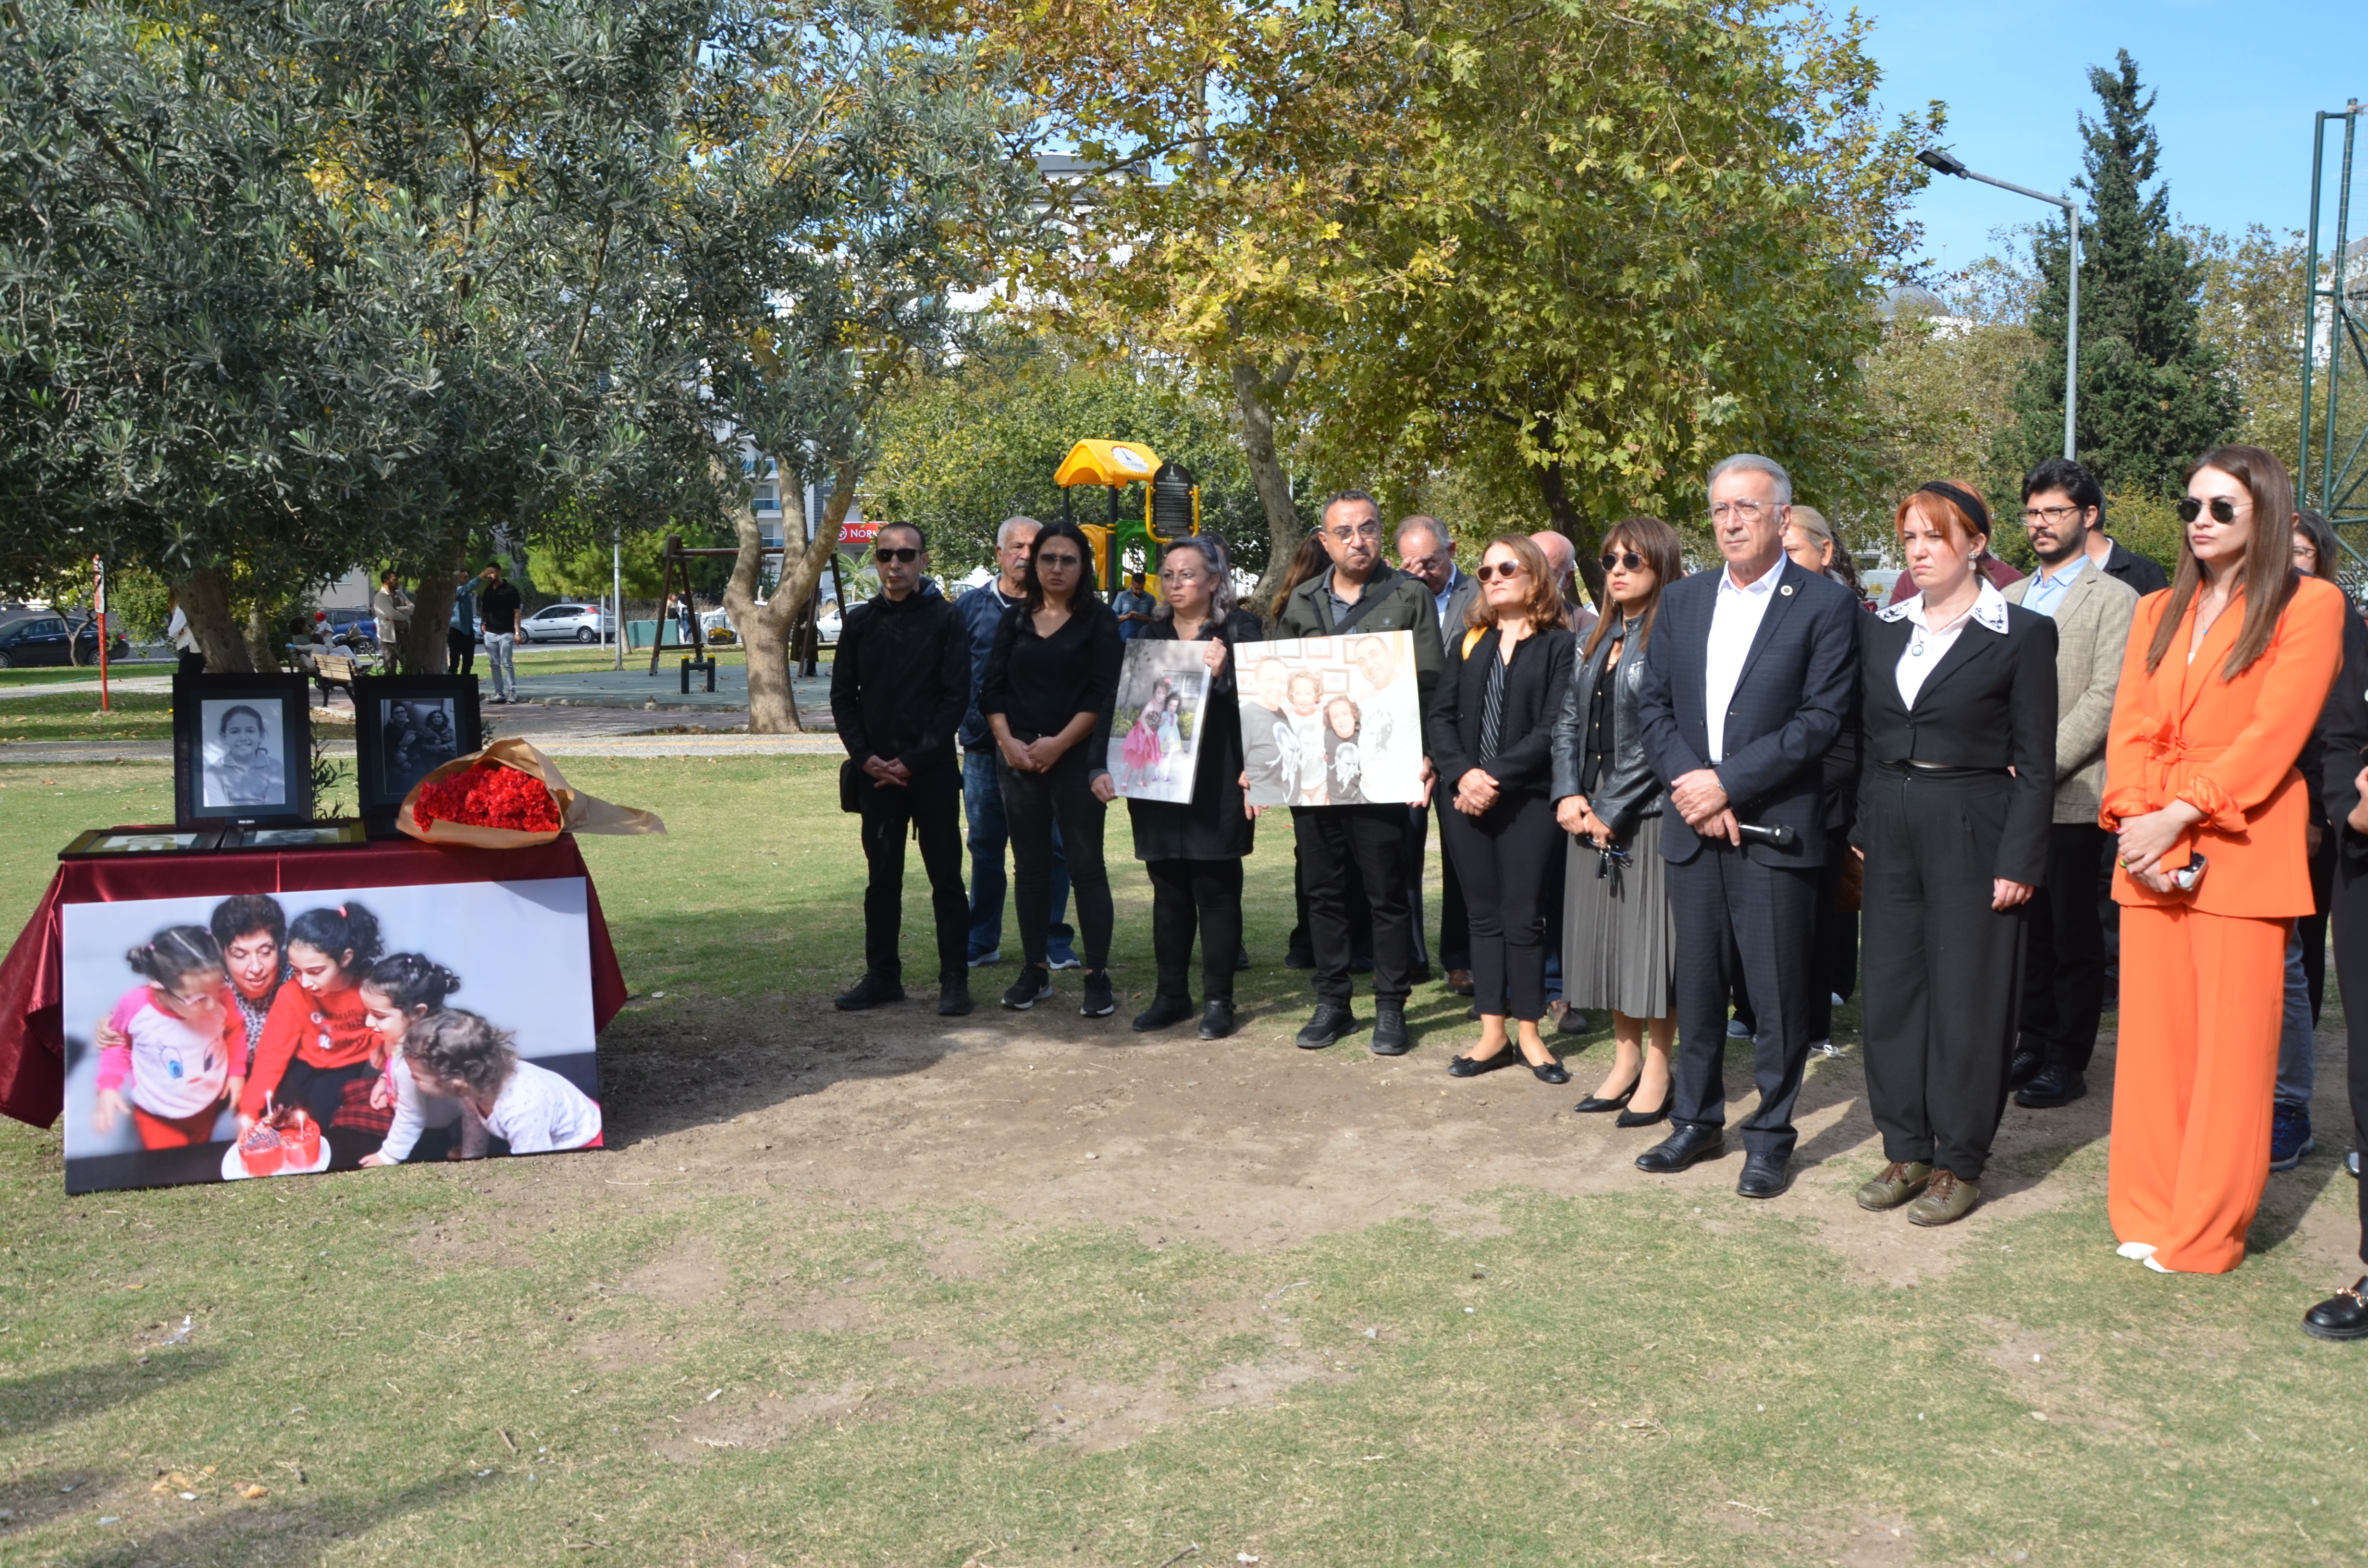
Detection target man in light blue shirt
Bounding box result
[2019,546,2089,619]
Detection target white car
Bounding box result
[816,603,843,645]
[519,603,610,643]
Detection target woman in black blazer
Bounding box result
[1853,481,2057,1226]
[1431,535,1578,1083]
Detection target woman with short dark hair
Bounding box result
[981,519,1124,1018]
[1853,481,2057,1228]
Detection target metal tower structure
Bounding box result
[2300,102,2368,576]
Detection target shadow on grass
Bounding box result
[2247,1146,2351,1257]
[43,1467,490,1568]
[0,1351,217,1444]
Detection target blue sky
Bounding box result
[1856,0,2360,273]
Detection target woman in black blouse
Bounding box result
[1127,536,1263,1040]
[1853,481,2056,1226]
[1550,517,1683,1123]
[979,520,1125,1018]
[1431,535,1578,1083]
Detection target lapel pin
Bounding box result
[1780,584,1794,596]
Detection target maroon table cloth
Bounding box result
[0,833,628,1130]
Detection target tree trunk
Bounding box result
[399,539,469,676]
[174,567,254,673]
[1232,354,1302,619]
[725,460,860,735]
[244,602,278,672]
[1534,460,1605,609]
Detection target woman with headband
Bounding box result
[1851,480,2057,1227]
[2100,446,2344,1275]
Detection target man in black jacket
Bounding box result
[830,523,973,1016]
[1634,453,1862,1199]
[1272,490,1446,1054]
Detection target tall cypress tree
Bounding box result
[1995,50,2234,498]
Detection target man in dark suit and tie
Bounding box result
[1635,453,1862,1198]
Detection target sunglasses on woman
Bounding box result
[2176,496,2240,524]
[1472,561,1528,582]
[874,547,919,563]
[1599,551,1646,572]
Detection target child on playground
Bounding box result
[400,1010,603,1156]
[355,953,486,1165]
[91,926,243,1149]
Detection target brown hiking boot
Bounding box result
[1855,1161,1932,1212]
[1906,1169,1980,1226]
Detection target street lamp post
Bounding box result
[1916,147,2080,461]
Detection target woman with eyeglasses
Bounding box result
[1551,519,1684,1122]
[1851,481,2057,1228]
[980,519,1125,1019]
[2099,446,2345,1274]
[1433,535,1577,1083]
[1124,536,1264,1040]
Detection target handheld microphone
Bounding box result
[1734,821,1799,851]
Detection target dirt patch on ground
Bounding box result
[450,993,2360,1294]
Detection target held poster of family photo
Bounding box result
[1242,631,1426,809]
[58,878,603,1195]
[1110,642,1214,804]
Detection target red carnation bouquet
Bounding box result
[413,761,562,833]
[398,736,664,847]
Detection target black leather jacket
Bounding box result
[1549,615,1663,837]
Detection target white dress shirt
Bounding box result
[1882,579,2010,708]
[1702,556,1785,763]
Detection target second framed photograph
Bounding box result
[353,674,482,834]
[172,674,313,829]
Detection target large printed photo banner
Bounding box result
[59,877,602,1195]
[1241,631,1425,808]
[1110,641,1215,805]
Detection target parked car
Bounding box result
[519,603,610,644]
[816,603,843,646]
[0,612,130,668]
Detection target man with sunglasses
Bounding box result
[831,523,974,1017]
[2003,457,2140,1111]
[1274,490,1447,1054]
[955,518,1081,972]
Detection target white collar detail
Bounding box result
[1880,577,2009,634]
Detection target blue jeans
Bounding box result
[2277,924,2314,1109]
[963,748,1074,962]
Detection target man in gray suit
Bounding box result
[1396,514,1476,989]
[2005,460,2140,1109]
[1635,453,1862,1199]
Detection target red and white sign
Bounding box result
[836,519,879,544]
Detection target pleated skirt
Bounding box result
[1561,812,1678,1019]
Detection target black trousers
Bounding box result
[858,772,968,984]
[1000,752,1113,971]
[447,627,476,675]
[1430,800,1472,970]
[1402,806,1432,971]
[1668,840,1821,1160]
[2331,850,2368,1267]
[2304,839,2335,1022]
[1147,858,1243,1004]
[1293,804,1415,1007]
[2018,823,2110,1075]
[1290,852,1370,963]
[1859,766,2026,1182]
[1439,792,1559,1022]
[1808,838,1849,1043]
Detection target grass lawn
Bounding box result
[1,757,2363,1566]
[0,693,174,745]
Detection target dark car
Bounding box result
[0,612,131,668]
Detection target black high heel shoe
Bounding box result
[1574,1073,1640,1114]
[1616,1082,1672,1128]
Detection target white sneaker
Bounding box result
[1726,1018,1753,1039]
[2116,1241,2157,1261]
[1830,992,1846,1006]
[967,948,1002,968]
[1047,954,1083,972]
[1808,1039,1842,1059]
[2143,1254,2181,1274]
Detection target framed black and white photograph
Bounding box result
[172,674,311,828]
[353,675,481,833]
[60,827,223,858]
[217,821,367,851]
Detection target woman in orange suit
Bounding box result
[2101,445,2346,1274]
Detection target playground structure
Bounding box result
[2302,101,2368,585]
[1053,440,1201,595]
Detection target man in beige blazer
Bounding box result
[2004,469,2142,1108]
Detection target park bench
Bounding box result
[308,650,361,705]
